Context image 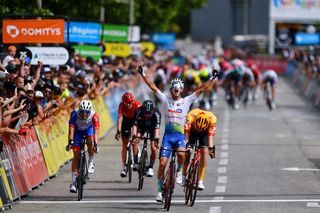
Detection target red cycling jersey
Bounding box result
[118,100,141,119]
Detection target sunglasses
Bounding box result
[80,110,90,115]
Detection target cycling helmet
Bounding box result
[122,92,134,103]
[170,78,184,89]
[142,100,155,114]
[79,100,93,111]
[192,113,210,132]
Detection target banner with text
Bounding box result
[65,21,101,44]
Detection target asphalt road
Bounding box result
[12,77,320,213]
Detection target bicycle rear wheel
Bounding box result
[77,155,85,201]
[184,165,193,205]
[189,161,200,206]
[138,149,147,190]
[127,144,133,183]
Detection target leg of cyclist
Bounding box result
[86,136,95,174]
[175,133,187,186]
[156,133,171,202]
[69,130,83,193]
[120,127,131,178]
[132,128,142,171]
[148,129,159,177]
[182,130,196,186]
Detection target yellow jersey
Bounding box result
[185,108,217,136]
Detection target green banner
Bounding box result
[73,45,102,61]
[103,25,128,42]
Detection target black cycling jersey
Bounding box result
[133,107,161,131]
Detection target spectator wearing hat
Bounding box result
[42,67,54,86]
[2,46,18,67]
[34,91,45,120]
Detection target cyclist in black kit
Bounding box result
[132,100,161,177]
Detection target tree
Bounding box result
[0,0,208,35]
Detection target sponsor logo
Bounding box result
[6,25,19,38]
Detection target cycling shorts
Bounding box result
[121,117,135,139]
[160,131,186,159]
[263,77,275,87]
[137,127,156,140]
[74,125,94,148]
[188,130,209,147]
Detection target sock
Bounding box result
[134,155,138,164]
[149,160,154,168]
[122,161,126,168]
[177,164,182,172]
[158,179,163,192]
[72,172,77,183]
[88,156,94,163]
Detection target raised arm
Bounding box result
[194,69,219,96]
[137,65,159,94]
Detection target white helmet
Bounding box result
[170,78,184,89]
[79,100,93,111]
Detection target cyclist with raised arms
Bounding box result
[66,100,100,193]
[183,108,217,190]
[115,92,141,177]
[132,100,161,177]
[137,64,218,202]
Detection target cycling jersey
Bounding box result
[118,100,141,119]
[262,70,278,83]
[133,107,161,131]
[184,108,217,136]
[69,109,100,147]
[156,90,198,159]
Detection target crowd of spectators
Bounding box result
[0,45,162,136]
[282,47,320,80]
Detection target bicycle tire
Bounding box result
[166,162,175,211]
[138,149,146,190]
[163,169,170,209]
[184,164,193,205]
[189,161,200,207]
[127,144,133,183]
[77,154,85,201]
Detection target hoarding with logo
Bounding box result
[2,19,64,43]
[65,21,101,44]
[294,33,320,45]
[26,47,69,65]
[73,45,102,61]
[103,43,131,57]
[151,33,175,44]
[103,25,129,42]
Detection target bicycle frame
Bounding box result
[77,136,89,201]
[161,147,187,211]
[126,142,133,183]
[185,143,201,206]
[137,132,151,191]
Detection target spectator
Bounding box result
[2,46,18,67]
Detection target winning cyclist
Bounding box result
[262,69,278,109]
[115,92,141,178]
[137,64,218,202]
[132,100,161,177]
[66,100,100,193]
[182,108,217,190]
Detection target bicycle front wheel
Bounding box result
[77,155,85,201]
[138,149,147,190]
[127,144,133,183]
[189,161,200,206]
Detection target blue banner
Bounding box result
[151,33,175,44]
[65,22,101,44]
[294,33,320,45]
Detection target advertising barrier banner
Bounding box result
[103,25,129,42]
[73,45,102,61]
[151,33,175,44]
[91,96,114,138]
[26,47,69,65]
[0,152,19,200]
[65,21,101,44]
[35,109,72,177]
[3,19,64,44]
[0,158,13,206]
[141,42,156,57]
[104,43,131,57]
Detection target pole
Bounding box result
[129,0,134,25]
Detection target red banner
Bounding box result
[2,127,48,196]
[253,57,288,74]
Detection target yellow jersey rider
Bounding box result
[182,108,217,190]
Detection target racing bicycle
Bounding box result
[77,136,89,201]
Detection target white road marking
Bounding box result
[222,133,229,138]
[217,167,227,173]
[222,128,229,133]
[219,159,228,165]
[220,152,228,158]
[221,144,229,150]
[217,176,227,184]
[20,199,320,204]
[215,186,226,193]
[209,206,222,213]
[282,167,320,172]
[307,202,320,207]
[213,197,224,200]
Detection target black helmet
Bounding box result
[142,100,155,114]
